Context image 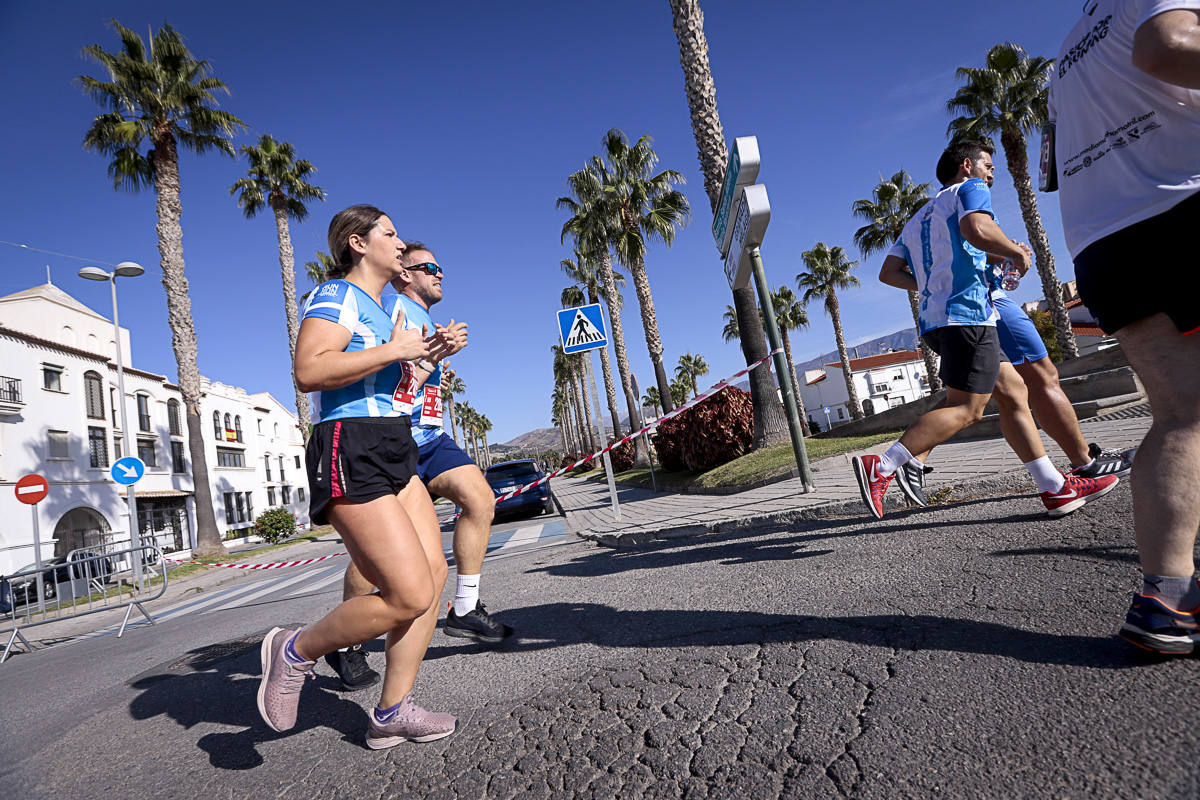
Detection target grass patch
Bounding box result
[584,430,902,492]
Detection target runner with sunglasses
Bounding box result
[256,205,459,749]
[322,242,512,692]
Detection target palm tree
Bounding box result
[299,250,334,304]
[643,386,662,420]
[667,0,790,451]
[552,387,573,454]
[769,286,812,436]
[457,402,480,464]
[598,129,690,412]
[948,42,1077,358]
[798,243,864,420]
[443,371,464,447]
[721,304,742,343]
[79,21,245,556]
[559,165,650,463]
[851,170,943,393]
[561,249,626,437]
[553,344,591,453]
[675,353,709,399]
[230,134,325,441]
[478,413,493,469]
[669,375,691,408]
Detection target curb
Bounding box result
[569,468,1039,549]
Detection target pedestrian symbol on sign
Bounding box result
[565,310,603,348]
[557,304,608,354]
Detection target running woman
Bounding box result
[256,205,457,749]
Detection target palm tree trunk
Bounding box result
[586,286,623,437]
[828,290,864,420]
[597,249,649,463]
[271,206,312,443]
[780,328,810,436]
[574,359,596,451]
[691,372,699,399]
[558,422,570,457]
[446,397,458,445]
[630,253,675,412]
[150,134,225,556]
[1000,129,1079,359]
[568,375,589,453]
[482,431,490,468]
[667,0,789,450]
[907,289,943,393]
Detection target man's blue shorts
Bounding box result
[993,293,1049,366]
[416,433,476,485]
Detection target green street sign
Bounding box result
[712,136,760,256]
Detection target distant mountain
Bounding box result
[498,326,920,451]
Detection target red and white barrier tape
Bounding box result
[493,347,784,503]
[165,552,346,570]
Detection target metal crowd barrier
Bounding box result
[0,544,168,663]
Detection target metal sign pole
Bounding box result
[749,246,815,492]
[584,352,621,520]
[630,373,657,493]
[31,506,45,615]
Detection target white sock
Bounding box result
[1074,457,1095,470]
[1025,456,1065,494]
[877,442,914,477]
[453,574,480,616]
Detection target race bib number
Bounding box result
[420,384,444,428]
[392,363,417,414]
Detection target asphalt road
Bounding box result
[2,482,1198,798]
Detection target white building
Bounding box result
[0,282,308,575]
[800,350,931,432]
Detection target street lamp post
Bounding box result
[79,262,144,585]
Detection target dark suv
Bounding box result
[485,459,554,520]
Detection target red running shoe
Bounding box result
[1041,472,1118,517]
[851,454,894,520]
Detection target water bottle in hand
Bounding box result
[998,259,1021,291]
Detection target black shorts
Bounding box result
[306,416,416,525]
[921,325,1007,394]
[1074,190,1200,336]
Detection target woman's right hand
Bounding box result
[390,307,431,362]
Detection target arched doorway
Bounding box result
[53,508,112,558]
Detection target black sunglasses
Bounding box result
[408,262,443,277]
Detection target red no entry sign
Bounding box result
[15,473,49,505]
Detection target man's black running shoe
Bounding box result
[894,460,930,507]
[324,645,380,691]
[1072,442,1135,479]
[445,600,514,644]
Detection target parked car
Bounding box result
[2,551,112,608]
[485,459,554,520]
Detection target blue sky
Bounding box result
[0,1,1086,444]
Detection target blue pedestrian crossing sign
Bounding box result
[557,304,608,354]
[111,456,145,485]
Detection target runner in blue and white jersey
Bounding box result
[855,139,1117,521]
[254,205,459,750]
[334,241,514,657]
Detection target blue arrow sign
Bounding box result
[557,304,608,354]
[111,456,145,485]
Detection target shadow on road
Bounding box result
[424,602,1146,670]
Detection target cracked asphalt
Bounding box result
[3,479,1198,798]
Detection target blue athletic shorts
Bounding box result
[993,293,1048,366]
[416,433,476,485]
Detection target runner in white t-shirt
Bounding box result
[1049,1,1200,655]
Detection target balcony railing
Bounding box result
[0,376,23,405]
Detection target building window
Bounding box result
[137,394,151,431]
[113,435,122,460]
[84,371,105,419]
[171,441,186,473]
[167,399,181,436]
[42,365,63,392]
[224,492,235,525]
[236,493,247,523]
[273,422,279,438]
[267,487,276,506]
[234,415,243,443]
[88,426,108,468]
[294,455,301,469]
[111,387,119,427]
[837,407,845,420]
[264,455,272,481]
[297,487,306,503]
[48,430,69,458]
[216,447,246,468]
[279,456,286,482]
[282,484,292,504]
[223,413,232,442]
[213,411,222,441]
[246,493,254,522]
[137,439,157,467]
[872,383,890,393]
[257,418,263,433]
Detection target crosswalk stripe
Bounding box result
[493,524,544,554]
[282,567,346,599]
[204,565,342,613]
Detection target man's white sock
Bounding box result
[878,442,914,477]
[453,574,480,616]
[1025,456,1065,494]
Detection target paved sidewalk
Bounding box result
[556,406,1152,546]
